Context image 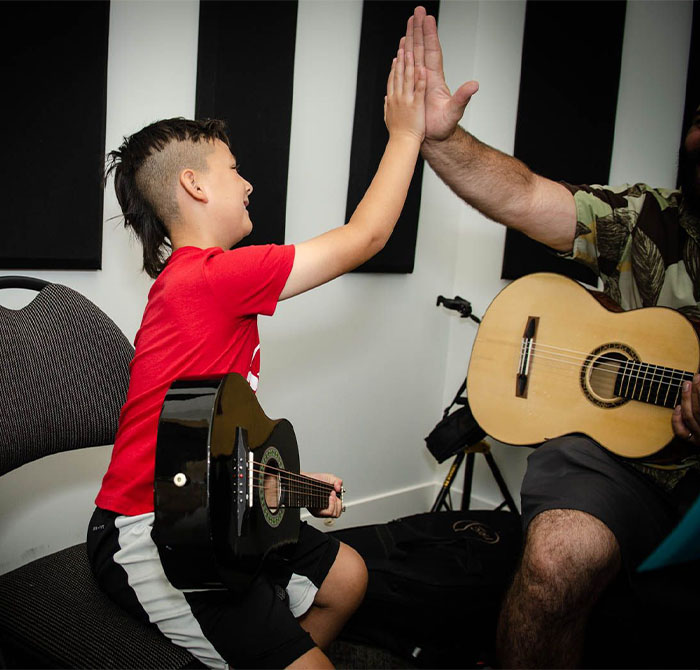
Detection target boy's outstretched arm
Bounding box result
[279,48,426,300]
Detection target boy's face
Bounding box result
[202,139,254,246]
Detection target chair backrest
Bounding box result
[0,277,134,475]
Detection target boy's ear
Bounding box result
[179,168,208,203]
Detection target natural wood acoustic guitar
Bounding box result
[466,272,700,459]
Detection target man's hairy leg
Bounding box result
[496,509,621,668]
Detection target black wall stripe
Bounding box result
[346,0,439,274]
[501,0,627,286]
[0,1,109,270]
[196,0,297,248]
[680,0,700,171]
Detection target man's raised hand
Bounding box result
[404,6,479,142]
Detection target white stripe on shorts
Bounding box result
[114,512,228,670]
[286,571,319,618]
[113,513,320,668]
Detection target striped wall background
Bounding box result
[0,1,109,270]
[4,0,696,275]
[0,0,697,575]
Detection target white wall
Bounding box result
[0,0,694,573]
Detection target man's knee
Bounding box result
[519,509,621,604]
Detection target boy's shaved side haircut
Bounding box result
[106,117,231,279]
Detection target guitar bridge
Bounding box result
[247,450,254,508]
[232,427,254,538]
[517,316,539,398]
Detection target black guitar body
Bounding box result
[153,373,301,591]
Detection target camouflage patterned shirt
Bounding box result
[560,182,700,489]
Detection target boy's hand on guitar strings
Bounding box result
[673,373,700,446]
[302,472,344,518]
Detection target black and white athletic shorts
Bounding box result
[87,507,340,669]
[520,435,695,569]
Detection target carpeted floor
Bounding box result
[328,640,417,669]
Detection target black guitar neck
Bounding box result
[268,468,339,509]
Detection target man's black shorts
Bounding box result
[520,435,685,568]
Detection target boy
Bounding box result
[88,48,425,668]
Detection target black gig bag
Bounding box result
[331,510,522,668]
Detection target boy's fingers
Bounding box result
[404,50,415,93]
[387,58,396,97]
[395,47,405,94]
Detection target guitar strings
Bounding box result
[527,341,693,384]
[513,344,691,406]
[248,474,339,507]
[249,470,338,497]
[248,464,339,496]
[516,343,693,384]
[524,352,685,393]
[249,477,337,501]
[520,341,693,388]
[524,351,690,394]
[250,461,338,491]
[528,348,690,385]
[247,481,336,506]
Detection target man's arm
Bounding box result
[280,48,425,300]
[406,6,576,252]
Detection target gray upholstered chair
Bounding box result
[0,276,201,669]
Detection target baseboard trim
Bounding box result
[301,482,499,532]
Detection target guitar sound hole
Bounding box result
[581,343,638,408]
[262,460,281,513]
[589,351,627,399]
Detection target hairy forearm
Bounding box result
[421,126,575,251]
[422,126,536,227]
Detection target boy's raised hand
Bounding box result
[384,45,426,143]
[404,6,479,142]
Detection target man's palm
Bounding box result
[412,9,478,141]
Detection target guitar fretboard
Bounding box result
[614,360,694,408]
[283,476,338,509]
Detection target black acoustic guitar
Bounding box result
[153,372,341,591]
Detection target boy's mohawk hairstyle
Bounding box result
[105,117,231,279]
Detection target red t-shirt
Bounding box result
[95,244,295,516]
